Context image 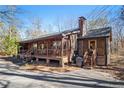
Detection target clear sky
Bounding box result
[17,5,103,25]
[17,5,120,25]
[18,5,97,21]
[18,5,98,28]
[15,5,121,39]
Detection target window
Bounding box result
[53,41,61,49]
[33,43,37,48]
[89,40,96,49]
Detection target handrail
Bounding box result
[19,48,68,57]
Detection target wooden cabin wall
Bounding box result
[78,37,108,66]
[97,38,106,65]
[78,39,88,56]
[28,43,33,50]
[20,43,28,50]
[69,34,78,62]
[106,37,111,65]
[83,39,88,55]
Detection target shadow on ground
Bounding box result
[0,71,124,88]
[0,56,61,67]
[0,79,10,88]
[1,56,124,88]
[0,56,24,66]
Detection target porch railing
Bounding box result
[19,48,68,57]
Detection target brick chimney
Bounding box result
[78,16,86,37]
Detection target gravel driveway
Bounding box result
[0,58,124,88]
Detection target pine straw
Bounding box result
[20,64,81,73]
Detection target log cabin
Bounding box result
[18,16,112,67]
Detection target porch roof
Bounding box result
[78,27,112,40]
[19,28,80,43]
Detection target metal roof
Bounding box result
[78,27,112,40]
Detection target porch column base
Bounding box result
[36,57,39,62]
[46,59,49,66]
[60,58,64,67]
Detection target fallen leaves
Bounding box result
[20,64,80,73]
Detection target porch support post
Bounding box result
[60,38,64,67]
[68,35,71,63]
[47,41,48,57]
[46,41,49,65]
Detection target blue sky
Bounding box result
[17,6,98,29]
[15,5,121,39]
[18,5,97,20]
[18,5,120,20]
[18,5,98,28]
[17,5,120,25]
[17,5,104,25]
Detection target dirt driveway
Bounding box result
[0,57,124,88]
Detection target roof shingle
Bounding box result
[78,27,111,39]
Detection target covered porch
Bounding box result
[19,34,70,67]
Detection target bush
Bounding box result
[2,34,19,56]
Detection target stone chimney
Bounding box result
[78,16,86,37]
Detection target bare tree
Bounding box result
[54,16,78,32]
[64,17,78,30]
[54,17,63,32]
[120,5,124,20]
[113,6,124,49]
[26,17,46,39]
[0,6,23,55]
[110,6,124,54]
[87,16,109,30]
[47,24,53,32]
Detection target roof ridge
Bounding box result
[20,27,79,42]
[89,27,111,32]
[78,27,112,39]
